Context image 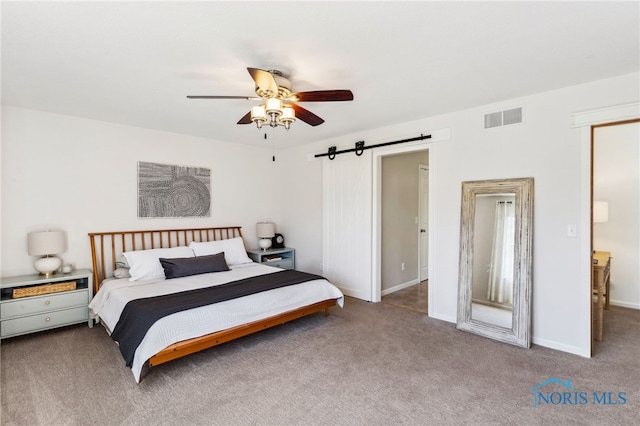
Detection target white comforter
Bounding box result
[88,262,344,382]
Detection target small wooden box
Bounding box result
[12,281,77,299]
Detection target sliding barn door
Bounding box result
[322,151,372,301]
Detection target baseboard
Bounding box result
[425,315,589,355]
[609,299,640,310]
[338,286,373,302]
[428,311,456,324]
[381,279,419,296]
[532,336,590,358]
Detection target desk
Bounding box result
[592,251,611,342]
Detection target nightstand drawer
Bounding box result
[1,306,88,337]
[264,258,294,270]
[1,291,88,319]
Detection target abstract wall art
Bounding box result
[137,161,211,218]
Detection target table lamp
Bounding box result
[256,222,275,251]
[28,230,66,276]
[593,201,609,258]
[593,201,609,223]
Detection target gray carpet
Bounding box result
[1,297,638,425]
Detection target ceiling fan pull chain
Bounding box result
[265,130,276,162]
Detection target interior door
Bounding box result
[322,151,373,301]
[419,165,429,281]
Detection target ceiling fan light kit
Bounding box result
[188,67,353,131]
[249,97,295,130]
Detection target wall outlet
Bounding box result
[401,262,405,271]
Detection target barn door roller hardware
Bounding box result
[315,133,432,160]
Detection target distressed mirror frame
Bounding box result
[456,177,534,348]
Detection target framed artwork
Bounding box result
[137,161,211,218]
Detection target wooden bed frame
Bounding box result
[88,226,338,372]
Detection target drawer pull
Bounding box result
[45,317,51,322]
[45,300,51,305]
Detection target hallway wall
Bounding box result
[381,151,429,293]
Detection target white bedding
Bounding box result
[88,262,344,382]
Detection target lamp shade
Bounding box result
[265,98,282,116]
[28,230,66,256]
[256,222,275,238]
[251,105,266,121]
[593,201,609,223]
[281,105,295,121]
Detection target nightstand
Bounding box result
[0,269,93,339]
[247,248,295,270]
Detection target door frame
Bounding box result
[590,118,640,353]
[418,164,430,282]
[371,126,450,307]
[572,102,639,357]
[372,144,432,305]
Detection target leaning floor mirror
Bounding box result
[457,177,534,348]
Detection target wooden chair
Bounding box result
[592,251,611,342]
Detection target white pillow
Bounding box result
[189,237,252,266]
[123,246,195,281]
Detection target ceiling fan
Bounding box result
[187,68,354,129]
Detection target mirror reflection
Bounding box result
[471,194,516,329]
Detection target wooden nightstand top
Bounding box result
[246,247,293,256]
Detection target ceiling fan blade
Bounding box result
[187,95,254,100]
[247,68,278,97]
[291,90,354,102]
[291,104,325,126]
[237,111,252,125]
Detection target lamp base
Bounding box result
[34,256,62,276]
[258,238,272,251]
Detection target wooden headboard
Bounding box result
[88,226,243,293]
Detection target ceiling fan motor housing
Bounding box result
[254,70,292,99]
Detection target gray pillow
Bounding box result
[114,268,131,279]
[160,252,230,279]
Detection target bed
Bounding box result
[88,226,343,382]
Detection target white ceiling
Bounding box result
[2,1,639,149]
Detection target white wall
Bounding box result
[1,106,281,277]
[593,122,640,309]
[279,72,639,357]
[2,72,638,358]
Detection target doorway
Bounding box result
[377,149,430,314]
[591,119,640,351]
[572,101,638,358]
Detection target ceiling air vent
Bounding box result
[484,106,524,129]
